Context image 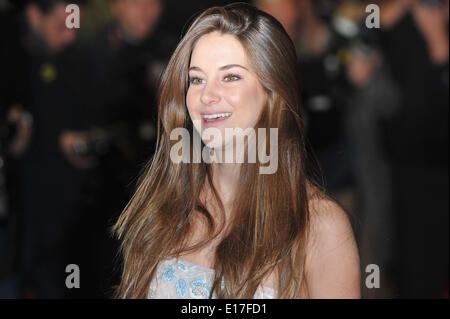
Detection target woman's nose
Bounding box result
[200,81,221,105]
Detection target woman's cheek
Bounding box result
[223,88,242,110]
[186,92,197,118]
[229,81,256,106]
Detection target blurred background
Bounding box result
[0,0,448,299]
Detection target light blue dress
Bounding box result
[147,258,276,299]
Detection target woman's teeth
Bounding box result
[202,113,232,120]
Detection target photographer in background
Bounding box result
[61,0,178,297]
[293,0,357,213]
[378,0,449,298]
[0,0,91,298]
[0,0,33,297]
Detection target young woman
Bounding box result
[113,2,360,299]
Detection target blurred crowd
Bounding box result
[0,0,448,298]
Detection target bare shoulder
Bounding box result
[307,193,355,248]
[303,188,361,298]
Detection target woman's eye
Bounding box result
[189,77,204,85]
[189,74,241,85]
[223,74,241,82]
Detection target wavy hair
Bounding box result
[113,2,326,298]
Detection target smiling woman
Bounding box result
[186,31,266,150]
[112,2,361,299]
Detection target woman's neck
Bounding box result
[211,162,241,208]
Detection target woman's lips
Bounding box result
[201,113,232,128]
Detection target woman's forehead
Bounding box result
[189,32,249,69]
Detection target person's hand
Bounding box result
[59,130,97,169]
[411,0,449,64]
[7,106,33,157]
[412,0,449,36]
[380,0,414,28]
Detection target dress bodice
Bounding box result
[147,258,277,299]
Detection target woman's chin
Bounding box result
[202,139,235,162]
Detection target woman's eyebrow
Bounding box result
[188,64,249,72]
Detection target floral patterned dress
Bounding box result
[147,258,276,299]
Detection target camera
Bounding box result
[72,130,110,158]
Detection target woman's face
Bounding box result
[186,31,266,149]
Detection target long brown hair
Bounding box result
[113,2,326,298]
